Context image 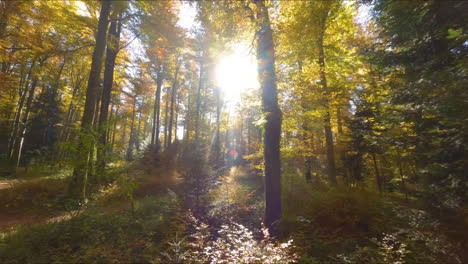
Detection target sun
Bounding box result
[216,44,259,103]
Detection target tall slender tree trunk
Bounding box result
[143,111,149,140]
[318,27,337,186]
[397,153,408,201]
[110,105,119,153]
[58,78,82,162]
[212,86,222,165]
[372,153,382,194]
[184,92,191,143]
[11,55,49,168]
[253,0,282,231]
[194,57,204,142]
[126,95,137,161]
[12,77,38,168]
[97,17,121,172]
[337,108,348,185]
[8,58,36,160]
[136,97,144,151]
[174,91,180,142]
[168,63,180,148]
[299,59,313,183]
[107,103,114,145]
[70,0,111,200]
[163,87,170,149]
[121,116,127,147]
[151,66,163,152]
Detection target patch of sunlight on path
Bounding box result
[0,179,19,190]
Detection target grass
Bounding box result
[279,172,465,264]
[0,177,69,216]
[0,194,184,264]
[1,162,464,263]
[0,158,191,263]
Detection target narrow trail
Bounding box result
[187,165,263,234]
[0,211,81,231]
[180,165,297,263]
[0,179,19,190]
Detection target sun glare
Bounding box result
[216,45,258,103]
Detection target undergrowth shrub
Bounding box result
[0,178,68,214]
[162,215,297,264]
[282,181,463,264]
[0,192,183,264]
[208,169,262,227]
[282,184,395,261]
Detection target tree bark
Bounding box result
[8,58,36,160]
[136,102,142,151]
[97,17,121,172]
[318,25,337,186]
[194,56,204,142]
[126,94,137,161]
[184,92,192,143]
[253,0,282,231]
[110,105,119,153]
[151,66,163,152]
[70,0,111,200]
[163,86,170,149]
[174,91,180,142]
[168,62,180,148]
[372,153,383,194]
[12,77,38,168]
[337,108,348,185]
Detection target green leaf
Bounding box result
[447,28,462,39]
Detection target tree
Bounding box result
[371,0,468,205]
[69,0,111,200]
[251,0,282,230]
[97,6,122,173]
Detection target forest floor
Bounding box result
[0,161,466,263]
[0,179,18,190]
[0,176,66,230]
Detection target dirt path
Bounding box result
[0,179,19,190]
[0,212,66,231]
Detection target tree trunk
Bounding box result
[110,105,119,153]
[151,66,163,152]
[58,77,82,162]
[194,56,204,142]
[163,86,170,150]
[337,108,348,185]
[397,153,408,202]
[318,26,337,186]
[372,152,383,194]
[70,0,111,200]
[121,116,127,147]
[8,58,36,160]
[253,0,282,231]
[126,95,137,161]
[168,62,180,148]
[184,92,191,143]
[136,97,144,151]
[106,103,114,145]
[97,17,121,172]
[174,91,180,142]
[212,86,222,165]
[12,77,38,168]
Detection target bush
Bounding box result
[282,185,396,260]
